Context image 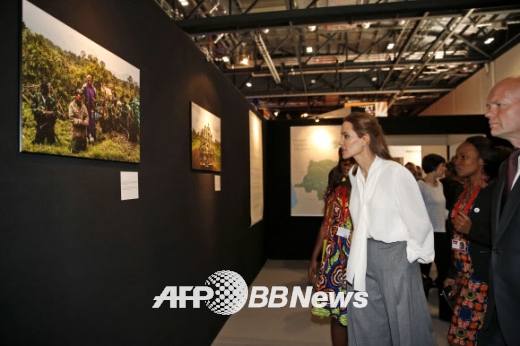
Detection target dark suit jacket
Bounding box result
[447,180,494,283]
[485,162,520,345]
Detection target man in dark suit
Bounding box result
[480,76,520,345]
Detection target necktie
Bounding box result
[503,147,520,200]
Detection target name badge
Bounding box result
[452,239,466,251]
[336,226,351,239]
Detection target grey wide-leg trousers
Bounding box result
[347,240,437,346]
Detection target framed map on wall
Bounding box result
[290,125,341,216]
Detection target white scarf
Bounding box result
[346,156,384,292]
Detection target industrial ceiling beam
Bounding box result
[245,88,453,99]
[389,9,476,107]
[244,0,260,14]
[353,31,392,61]
[269,34,291,56]
[306,0,319,10]
[493,28,520,58]
[228,58,490,76]
[177,0,519,34]
[230,0,245,15]
[380,14,428,90]
[289,22,308,94]
[420,17,456,61]
[452,33,493,59]
[304,33,338,64]
[254,33,281,84]
[186,0,209,20]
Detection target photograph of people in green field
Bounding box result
[21,0,140,163]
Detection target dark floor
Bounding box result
[212,259,449,346]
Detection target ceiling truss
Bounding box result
[155,0,520,119]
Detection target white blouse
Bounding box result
[346,156,435,292]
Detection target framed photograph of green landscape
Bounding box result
[20,0,140,163]
[190,102,221,173]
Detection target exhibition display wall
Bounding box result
[264,116,490,260]
[0,1,265,345]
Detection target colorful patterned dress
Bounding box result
[311,181,352,326]
[447,176,489,346]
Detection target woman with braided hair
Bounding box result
[309,149,355,346]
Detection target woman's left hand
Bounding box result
[308,260,319,284]
[452,212,472,234]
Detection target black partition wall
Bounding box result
[0,1,266,345]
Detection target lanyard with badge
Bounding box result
[335,185,351,240]
[450,178,485,250]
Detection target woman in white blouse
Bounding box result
[418,154,453,321]
[339,112,436,346]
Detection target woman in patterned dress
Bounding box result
[309,155,355,346]
[445,136,506,346]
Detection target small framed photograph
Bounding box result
[190,102,221,173]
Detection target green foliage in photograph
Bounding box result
[21,103,140,162]
[191,129,221,171]
[21,23,140,163]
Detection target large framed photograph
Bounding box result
[20,0,140,163]
[191,102,221,173]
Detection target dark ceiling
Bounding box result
[155,0,520,120]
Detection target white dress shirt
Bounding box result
[346,156,435,292]
[513,152,520,188]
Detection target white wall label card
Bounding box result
[215,175,221,191]
[121,171,139,200]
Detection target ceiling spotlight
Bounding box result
[273,110,279,117]
[246,82,252,87]
[361,22,371,29]
[239,54,249,65]
[179,0,189,6]
[301,113,309,118]
[387,43,395,50]
[485,37,494,44]
[371,77,377,82]
[214,34,224,44]
[315,117,320,123]
[308,25,317,32]
[306,46,313,53]
[262,28,269,34]
[222,56,230,63]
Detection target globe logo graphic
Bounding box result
[205,270,248,315]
